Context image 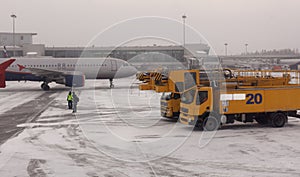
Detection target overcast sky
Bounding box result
[1,0,299,55]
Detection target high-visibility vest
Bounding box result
[67,94,73,101]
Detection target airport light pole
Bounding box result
[182,14,187,49]
[224,43,228,56]
[245,43,248,55]
[11,14,17,57]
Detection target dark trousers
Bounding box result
[68,101,72,109]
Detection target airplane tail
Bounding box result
[0,59,15,88]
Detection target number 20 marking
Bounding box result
[246,93,262,104]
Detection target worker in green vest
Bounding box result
[67,91,73,109]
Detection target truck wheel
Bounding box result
[203,116,220,131]
[271,112,286,127]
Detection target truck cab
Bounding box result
[179,86,215,129]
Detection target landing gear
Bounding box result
[109,79,114,88]
[41,82,50,91]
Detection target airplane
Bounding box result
[0,57,137,90]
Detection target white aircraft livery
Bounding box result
[0,57,137,90]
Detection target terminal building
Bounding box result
[0,32,37,46]
[1,32,211,70]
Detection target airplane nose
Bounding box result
[130,66,138,76]
[114,66,138,78]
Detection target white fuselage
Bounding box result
[1,57,137,80]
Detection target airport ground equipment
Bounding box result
[136,69,202,118]
[179,70,300,131]
[136,69,235,119]
[137,69,298,120]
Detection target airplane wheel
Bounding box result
[109,79,114,88]
[41,83,50,91]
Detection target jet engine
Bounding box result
[64,73,85,87]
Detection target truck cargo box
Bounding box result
[220,87,300,114]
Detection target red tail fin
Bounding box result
[0,59,16,88]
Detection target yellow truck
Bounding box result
[137,69,202,119]
[180,78,300,131]
[160,92,181,118]
[137,69,294,120]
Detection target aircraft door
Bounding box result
[62,63,66,70]
[57,63,61,70]
[111,60,117,71]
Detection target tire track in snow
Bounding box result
[0,92,58,145]
[0,92,43,114]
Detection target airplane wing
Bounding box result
[20,66,82,78]
[20,66,85,88]
[26,67,65,78]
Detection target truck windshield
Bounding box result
[181,88,196,104]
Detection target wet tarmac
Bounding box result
[0,92,57,145]
[1,80,300,176]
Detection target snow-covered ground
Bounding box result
[1,78,300,176]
